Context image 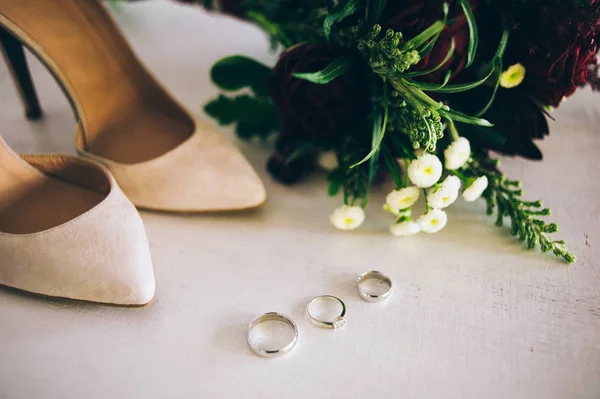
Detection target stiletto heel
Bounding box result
[0,25,42,121]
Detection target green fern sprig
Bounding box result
[469,158,575,263]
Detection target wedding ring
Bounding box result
[356,271,393,303]
[306,295,347,329]
[246,312,298,358]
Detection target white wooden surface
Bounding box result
[0,1,599,398]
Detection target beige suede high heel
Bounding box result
[0,0,266,212]
[0,136,155,306]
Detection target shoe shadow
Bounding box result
[0,284,155,310]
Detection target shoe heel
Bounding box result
[0,25,43,121]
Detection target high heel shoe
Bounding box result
[0,136,155,305]
[0,0,266,212]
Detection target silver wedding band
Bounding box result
[356,271,393,303]
[247,312,298,358]
[306,295,347,329]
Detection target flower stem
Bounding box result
[450,169,469,181]
[447,119,460,141]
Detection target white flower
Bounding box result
[408,153,443,188]
[463,176,489,202]
[317,151,339,171]
[427,175,461,209]
[385,186,420,214]
[444,137,471,170]
[418,209,448,233]
[389,221,421,236]
[329,205,365,230]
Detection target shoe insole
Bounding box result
[0,0,194,164]
[0,142,105,235]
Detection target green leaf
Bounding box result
[246,11,293,47]
[458,0,478,68]
[323,0,358,40]
[405,20,445,50]
[368,0,388,26]
[404,63,495,93]
[382,148,403,188]
[417,3,449,57]
[494,29,509,61]
[474,29,509,116]
[403,39,455,78]
[293,55,354,84]
[351,79,389,168]
[210,55,272,97]
[327,168,346,197]
[476,62,501,117]
[204,94,279,140]
[463,124,507,146]
[439,108,493,126]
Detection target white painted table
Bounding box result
[0,1,599,398]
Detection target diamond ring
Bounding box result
[246,312,298,358]
[305,295,347,330]
[356,270,393,303]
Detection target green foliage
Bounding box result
[210,55,272,97]
[367,0,388,26]
[404,63,496,93]
[293,55,355,84]
[351,78,388,168]
[468,157,575,263]
[204,94,279,140]
[352,18,493,152]
[458,0,478,67]
[323,0,359,40]
[458,124,507,146]
[202,0,575,263]
[475,28,509,116]
[357,25,421,74]
[207,55,280,140]
[417,3,449,58]
[386,95,444,151]
[403,39,456,78]
[327,133,374,206]
[242,0,332,45]
[246,11,294,47]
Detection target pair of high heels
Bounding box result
[0,0,266,305]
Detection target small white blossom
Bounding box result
[329,205,365,230]
[418,209,448,233]
[385,186,420,214]
[427,175,461,209]
[317,151,339,171]
[389,221,421,236]
[463,176,489,202]
[408,153,443,188]
[444,137,471,170]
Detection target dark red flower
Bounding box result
[502,0,600,107]
[380,0,478,83]
[266,137,316,184]
[266,43,368,144]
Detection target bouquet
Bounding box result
[200,0,600,263]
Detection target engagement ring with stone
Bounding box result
[305,295,347,330]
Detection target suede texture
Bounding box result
[77,118,267,212]
[0,143,156,305]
